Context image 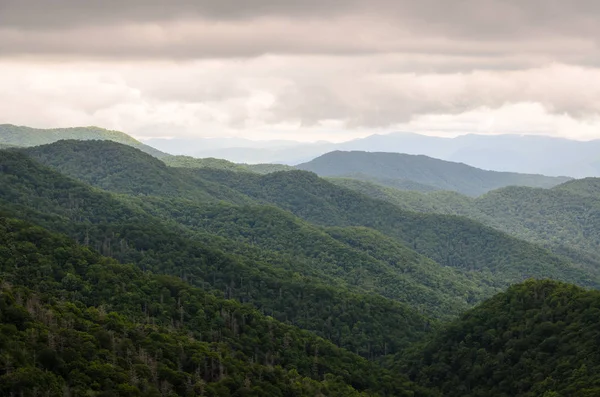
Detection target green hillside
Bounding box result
[0,124,168,158]
[22,140,251,204]
[0,149,435,359]
[134,197,488,319]
[163,155,294,174]
[553,177,600,197]
[0,216,432,397]
[20,141,597,294]
[297,151,571,196]
[193,168,598,289]
[2,138,600,395]
[403,279,600,396]
[335,177,600,270]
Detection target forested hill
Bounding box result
[0,124,168,158]
[333,177,600,271]
[3,139,600,395]
[22,140,252,204]
[296,150,571,196]
[553,177,600,197]
[403,279,600,396]
[194,168,599,289]
[0,149,437,359]
[162,155,295,174]
[17,140,599,293]
[0,216,433,396]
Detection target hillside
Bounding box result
[0,216,433,396]
[19,141,597,295]
[162,155,294,174]
[190,168,599,289]
[22,140,251,204]
[0,148,437,358]
[135,197,488,319]
[3,138,600,394]
[335,177,600,268]
[553,177,600,197]
[0,124,168,158]
[403,279,600,396]
[296,151,571,196]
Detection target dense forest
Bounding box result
[402,280,600,396]
[2,135,600,395]
[0,216,433,396]
[334,175,600,271]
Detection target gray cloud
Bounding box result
[2,0,600,137]
[1,0,600,63]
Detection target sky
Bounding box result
[2,0,600,142]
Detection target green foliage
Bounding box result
[553,177,600,197]
[162,156,248,171]
[162,155,295,174]
[244,163,295,174]
[0,148,435,359]
[22,141,251,204]
[193,168,598,290]
[0,216,434,396]
[338,178,600,278]
[134,197,485,319]
[330,176,439,193]
[402,280,600,397]
[296,150,570,196]
[2,137,600,395]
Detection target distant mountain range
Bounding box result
[5,124,600,177]
[143,132,600,178]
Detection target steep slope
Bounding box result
[0,216,434,397]
[296,151,571,196]
[403,279,600,396]
[0,149,434,358]
[0,124,168,158]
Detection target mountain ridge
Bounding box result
[296,150,571,196]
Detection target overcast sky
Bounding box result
[2,0,600,141]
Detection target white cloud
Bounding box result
[2,56,600,141]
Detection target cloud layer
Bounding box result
[1,0,600,140]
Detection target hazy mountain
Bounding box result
[328,133,600,177]
[296,150,571,196]
[144,136,330,158]
[0,124,168,158]
[142,132,600,177]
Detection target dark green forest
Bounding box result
[2,136,600,395]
